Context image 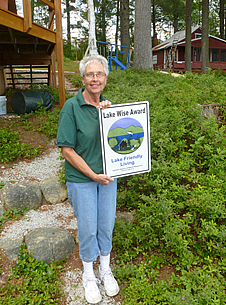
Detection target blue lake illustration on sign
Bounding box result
[107,117,144,154]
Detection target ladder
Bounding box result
[165,38,178,70]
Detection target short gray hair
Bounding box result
[79,55,109,77]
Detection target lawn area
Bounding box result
[1,66,226,304]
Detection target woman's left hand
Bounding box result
[97,100,112,110]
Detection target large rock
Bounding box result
[0,182,42,211]
[25,227,75,263]
[116,211,134,223]
[0,237,23,260]
[41,176,67,204]
[199,103,220,120]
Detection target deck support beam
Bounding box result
[55,0,65,108]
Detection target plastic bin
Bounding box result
[10,91,54,115]
[0,96,7,115]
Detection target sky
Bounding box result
[109,118,142,131]
[15,0,167,45]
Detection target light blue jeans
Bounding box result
[66,179,117,262]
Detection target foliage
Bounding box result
[0,207,29,233]
[0,99,61,163]
[0,127,45,163]
[63,43,77,61]
[0,243,64,305]
[63,60,79,73]
[2,64,226,303]
[102,69,226,304]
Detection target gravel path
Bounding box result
[0,144,121,305]
[0,141,62,186]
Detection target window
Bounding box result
[211,49,219,61]
[221,49,226,62]
[195,33,202,39]
[193,47,201,61]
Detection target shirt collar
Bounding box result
[77,88,104,107]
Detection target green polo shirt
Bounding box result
[57,88,107,183]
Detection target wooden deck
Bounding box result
[0,0,65,108]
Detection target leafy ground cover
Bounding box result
[104,70,226,304]
[0,67,226,304]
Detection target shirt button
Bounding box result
[94,111,96,113]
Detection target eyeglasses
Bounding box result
[84,72,106,79]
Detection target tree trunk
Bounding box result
[185,0,192,72]
[152,0,156,38]
[173,13,179,33]
[133,0,152,69]
[115,0,120,45]
[101,0,107,55]
[120,0,130,61]
[220,0,224,39]
[101,0,106,42]
[87,0,98,55]
[66,0,71,44]
[201,0,209,74]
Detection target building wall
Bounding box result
[178,46,185,61]
[153,49,164,69]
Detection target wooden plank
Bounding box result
[23,0,32,33]
[3,67,8,88]
[30,65,32,84]
[8,28,17,51]
[48,9,55,29]
[39,0,55,9]
[51,50,57,88]
[34,37,38,53]
[48,6,56,88]
[0,35,52,45]
[0,9,24,32]
[5,65,49,69]
[0,58,52,65]
[26,23,56,44]
[10,65,15,89]
[2,53,51,59]
[0,9,56,43]
[48,64,51,86]
[55,0,65,108]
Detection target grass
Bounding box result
[1,64,226,304]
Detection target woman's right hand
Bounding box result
[95,174,114,185]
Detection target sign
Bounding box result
[153,55,157,65]
[99,101,151,178]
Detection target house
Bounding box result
[152,26,226,73]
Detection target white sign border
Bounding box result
[99,101,151,178]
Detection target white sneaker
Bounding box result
[83,273,102,304]
[99,267,120,297]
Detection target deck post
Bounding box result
[55,0,65,108]
[22,0,32,33]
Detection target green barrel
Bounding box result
[11,91,53,115]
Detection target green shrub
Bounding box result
[0,243,64,304]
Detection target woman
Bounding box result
[57,55,119,304]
